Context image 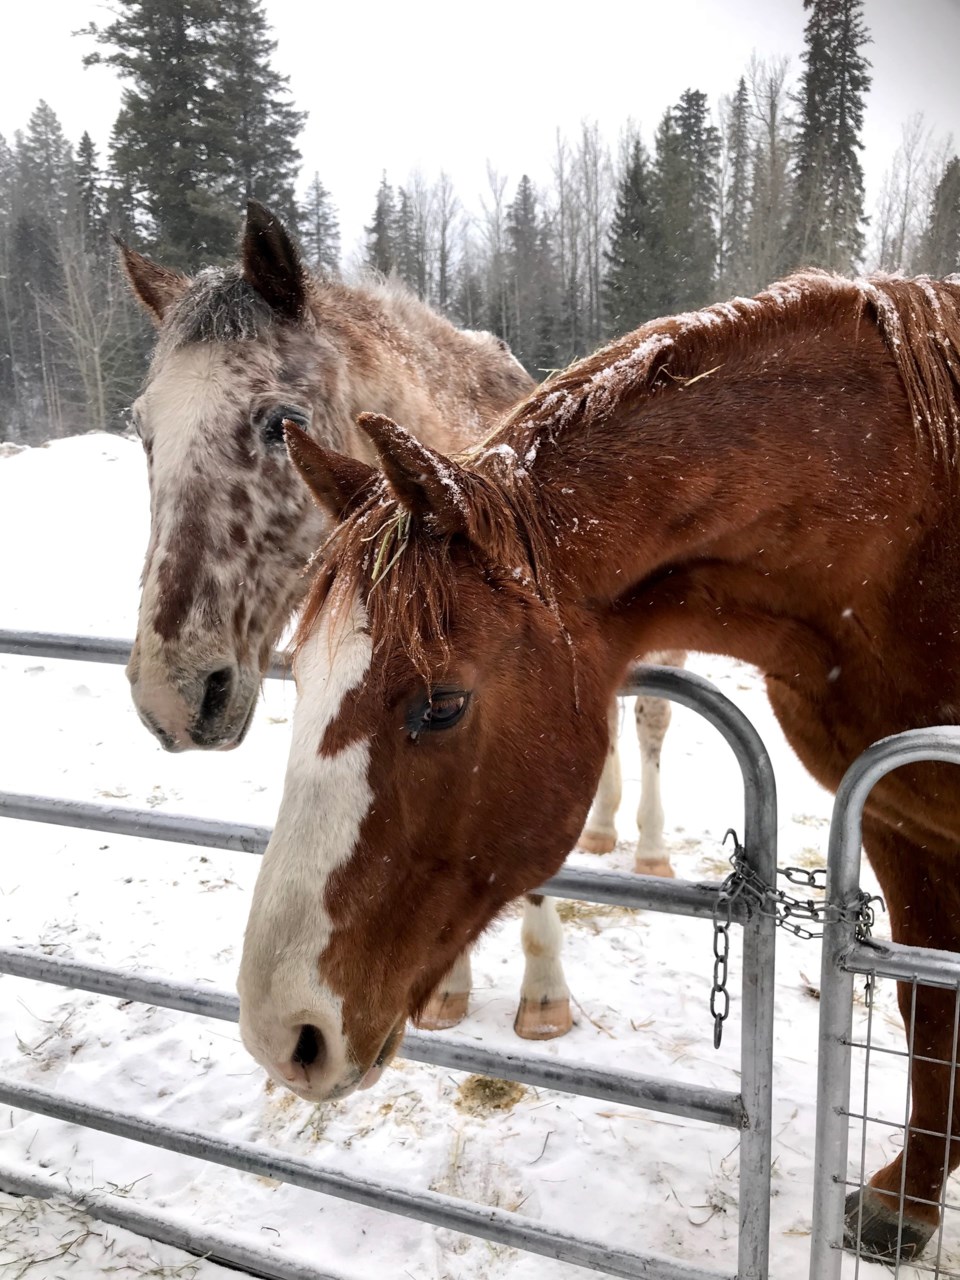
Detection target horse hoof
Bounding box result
[514,996,573,1040]
[414,989,470,1031]
[634,857,675,878]
[578,829,616,855]
[843,1187,935,1261]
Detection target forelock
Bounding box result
[166,267,276,347]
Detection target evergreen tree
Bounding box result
[720,78,751,292]
[785,0,872,272]
[300,173,340,276]
[393,187,414,286]
[209,0,304,229]
[83,0,232,267]
[18,101,75,225]
[365,174,397,276]
[602,136,661,334]
[916,155,960,276]
[75,132,106,254]
[504,175,558,374]
[651,90,721,312]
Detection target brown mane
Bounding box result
[294,470,557,682]
[499,271,960,463]
[296,271,960,679]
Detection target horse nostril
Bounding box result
[199,667,233,725]
[292,1024,325,1070]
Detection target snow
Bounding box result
[0,433,956,1279]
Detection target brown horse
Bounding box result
[237,270,960,1263]
[120,202,677,1039]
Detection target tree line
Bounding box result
[1,0,958,444]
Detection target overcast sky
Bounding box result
[1,0,958,260]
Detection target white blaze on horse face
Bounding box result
[141,343,239,487]
[237,595,373,1100]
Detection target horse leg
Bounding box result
[414,947,472,1031]
[514,894,573,1040]
[633,691,675,878]
[578,698,622,854]
[845,821,960,1261]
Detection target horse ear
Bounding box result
[357,413,469,537]
[242,201,307,321]
[284,422,374,520]
[116,239,189,326]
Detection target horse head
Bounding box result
[236,416,622,1100]
[122,202,344,750]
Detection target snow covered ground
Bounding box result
[0,433,954,1279]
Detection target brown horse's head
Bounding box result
[237,416,619,1101]
[123,203,342,751]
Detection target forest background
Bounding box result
[0,0,957,444]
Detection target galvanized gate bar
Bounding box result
[625,668,778,1280]
[0,1163,341,1280]
[0,1077,734,1280]
[0,945,745,1127]
[843,939,960,990]
[0,792,740,921]
[0,629,292,680]
[2,648,777,1279]
[809,726,960,1280]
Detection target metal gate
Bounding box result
[0,630,778,1280]
[811,726,960,1278]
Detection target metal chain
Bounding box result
[709,828,884,1049]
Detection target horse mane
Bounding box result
[295,271,960,677]
[294,468,557,683]
[498,271,960,465]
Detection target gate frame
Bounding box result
[810,726,960,1278]
[0,631,778,1279]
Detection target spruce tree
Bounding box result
[785,0,872,272]
[300,173,340,276]
[720,78,751,292]
[209,0,304,228]
[652,91,721,312]
[75,132,106,254]
[916,156,960,276]
[83,0,231,266]
[365,174,397,276]
[18,101,75,225]
[504,175,558,374]
[602,136,661,335]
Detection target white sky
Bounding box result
[1,0,958,260]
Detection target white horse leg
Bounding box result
[633,649,685,878]
[414,947,473,1030]
[578,698,622,853]
[514,894,573,1040]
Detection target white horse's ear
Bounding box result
[357,413,469,537]
[242,201,307,320]
[116,240,189,326]
[284,422,374,520]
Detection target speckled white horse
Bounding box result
[121,201,682,1038]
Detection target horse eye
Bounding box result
[407,690,471,740]
[260,405,307,447]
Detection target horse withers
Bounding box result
[238,271,960,1263]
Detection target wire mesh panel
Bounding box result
[811,728,960,1280]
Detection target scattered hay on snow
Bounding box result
[454,1074,527,1114]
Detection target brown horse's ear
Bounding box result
[284,421,374,520]
[242,201,307,321]
[357,413,469,537]
[116,239,189,326]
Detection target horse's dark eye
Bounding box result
[407,690,471,740]
[261,405,307,447]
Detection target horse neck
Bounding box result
[509,310,928,674]
[308,281,534,457]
